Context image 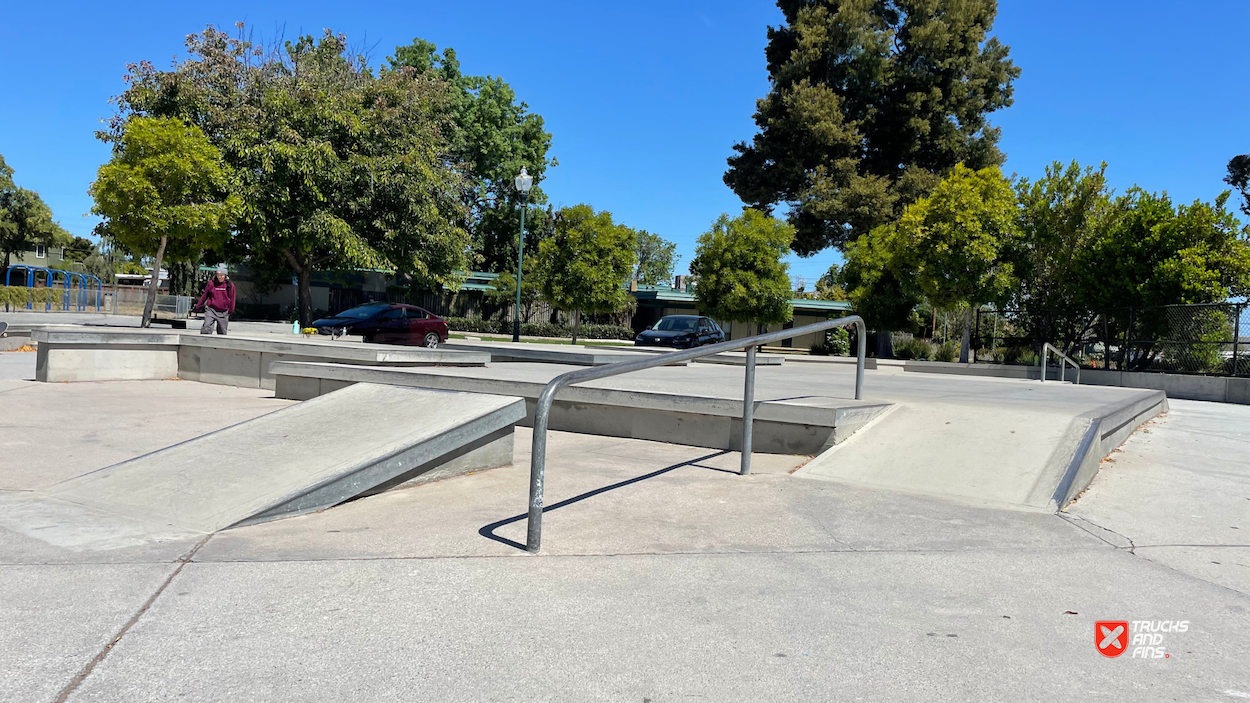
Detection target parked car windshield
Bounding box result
[654,316,698,332]
[335,304,390,319]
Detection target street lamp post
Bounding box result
[513,167,534,343]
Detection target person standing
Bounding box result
[195,264,235,335]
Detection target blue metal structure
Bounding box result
[4,265,103,312]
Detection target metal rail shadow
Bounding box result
[524,315,867,553]
[479,450,733,551]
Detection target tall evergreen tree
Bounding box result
[726,0,1019,255]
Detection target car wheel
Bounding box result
[423,332,440,349]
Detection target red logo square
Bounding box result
[1096,621,1129,657]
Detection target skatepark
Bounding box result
[1,314,1247,701]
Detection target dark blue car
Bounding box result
[634,315,725,349]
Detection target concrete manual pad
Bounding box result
[41,383,526,533]
[270,361,890,454]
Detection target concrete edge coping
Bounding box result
[29,328,491,365]
[269,360,890,427]
[608,346,787,366]
[32,328,182,345]
[178,333,488,362]
[1042,390,1169,510]
[440,341,690,367]
[780,354,879,370]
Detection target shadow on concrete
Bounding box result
[478,450,732,551]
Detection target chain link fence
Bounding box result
[975,302,1249,376]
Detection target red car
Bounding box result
[310,303,449,348]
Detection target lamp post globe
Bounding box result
[513,168,534,343]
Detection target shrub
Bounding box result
[933,341,959,362]
[894,337,933,360]
[0,286,62,309]
[808,327,851,356]
[444,317,635,340]
[993,345,1032,364]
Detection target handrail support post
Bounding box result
[740,345,756,475]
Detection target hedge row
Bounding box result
[0,286,63,308]
[445,317,635,340]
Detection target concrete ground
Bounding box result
[1066,400,1250,595]
[0,350,1247,700]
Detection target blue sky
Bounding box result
[1,1,1246,287]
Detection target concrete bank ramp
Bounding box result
[795,389,1167,511]
[41,383,526,533]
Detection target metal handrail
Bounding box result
[524,315,867,552]
[1041,342,1081,384]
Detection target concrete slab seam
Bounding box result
[50,534,212,703]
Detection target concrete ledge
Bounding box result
[0,324,33,351]
[271,361,892,455]
[33,330,181,382]
[904,359,1247,404]
[31,329,490,389]
[613,346,787,366]
[905,360,1038,379]
[782,354,878,370]
[441,340,689,366]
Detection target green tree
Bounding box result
[1075,189,1249,371]
[1004,161,1113,352]
[633,230,678,285]
[690,209,795,333]
[725,0,1019,255]
[388,38,554,274]
[90,116,238,326]
[848,164,1018,361]
[487,268,542,324]
[815,263,848,301]
[63,236,95,262]
[105,26,472,326]
[533,204,636,344]
[0,155,71,271]
[842,230,919,331]
[1226,153,1250,217]
[1077,189,1250,311]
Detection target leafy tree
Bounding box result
[1227,154,1250,218]
[1077,189,1249,310]
[633,230,678,285]
[1002,161,1113,352]
[690,209,795,333]
[90,116,238,326]
[487,268,543,324]
[848,164,1018,360]
[63,237,95,262]
[388,38,554,274]
[725,0,1019,255]
[815,263,848,301]
[0,155,71,270]
[1074,189,1249,371]
[532,204,636,344]
[842,230,919,331]
[105,26,472,326]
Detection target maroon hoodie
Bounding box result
[196,277,236,313]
